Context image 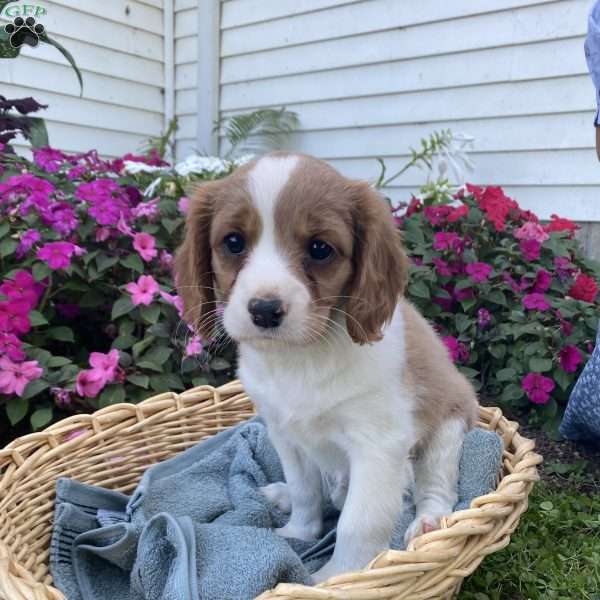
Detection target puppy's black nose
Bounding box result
[248,298,285,329]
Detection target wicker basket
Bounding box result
[0,380,541,600]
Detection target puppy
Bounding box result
[176,152,478,583]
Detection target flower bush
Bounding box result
[398,184,600,436]
[1,142,599,440]
[0,146,251,436]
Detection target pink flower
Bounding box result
[523,293,550,311]
[559,345,583,373]
[159,250,174,270]
[117,214,134,237]
[433,232,460,251]
[37,242,85,270]
[126,275,159,306]
[432,257,452,277]
[133,232,158,262]
[160,290,184,317]
[513,222,549,243]
[465,262,492,283]
[95,227,111,242]
[0,332,26,361]
[519,238,541,261]
[76,369,106,398]
[89,349,120,384]
[185,335,204,357]
[0,357,43,397]
[477,308,491,328]
[16,229,41,258]
[178,196,190,214]
[0,270,41,310]
[533,270,552,293]
[132,198,160,220]
[554,257,576,281]
[521,373,555,405]
[442,335,469,363]
[0,301,31,335]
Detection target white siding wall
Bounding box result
[219,0,600,221]
[0,0,165,158]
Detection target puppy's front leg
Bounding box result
[269,428,323,541]
[312,446,411,583]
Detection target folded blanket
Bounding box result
[50,418,502,600]
[560,327,600,442]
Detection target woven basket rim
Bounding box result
[0,380,542,600]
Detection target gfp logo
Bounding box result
[2,4,47,48]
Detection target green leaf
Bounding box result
[455,313,472,334]
[0,221,10,239]
[30,407,53,431]
[140,304,160,324]
[553,368,572,392]
[32,262,51,281]
[126,374,150,389]
[136,360,163,373]
[161,218,181,235]
[26,117,49,148]
[210,357,231,371]
[141,346,172,366]
[409,281,430,299]
[120,254,144,273]
[132,336,156,360]
[47,356,72,368]
[112,335,137,350]
[22,378,50,400]
[487,290,507,306]
[501,383,524,402]
[455,278,472,291]
[29,310,48,326]
[38,32,84,94]
[0,238,17,258]
[79,291,104,308]
[192,376,209,387]
[27,348,51,366]
[119,319,136,337]
[6,397,28,425]
[112,297,135,320]
[47,326,75,343]
[96,254,119,272]
[497,368,517,382]
[148,322,171,338]
[98,385,126,408]
[529,357,553,373]
[460,298,477,312]
[150,373,184,393]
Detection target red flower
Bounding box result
[424,205,452,226]
[447,204,469,222]
[521,373,555,405]
[405,197,422,217]
[559,345,583,373]
[544,214,578,237]
[465,183,484,200]
[477,186,518,231]
[568,274,598,303]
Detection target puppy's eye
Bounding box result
[223,232,246,255]
[308,239,334,261]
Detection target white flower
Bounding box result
[174,155,232,176]
[144,176,163,197]
[233,154,255,167]
[123,161,167,175]
[431,132,475,185]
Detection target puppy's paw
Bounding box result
[404,514,443,545]
[275,521,321,542]
[260,482,291,513]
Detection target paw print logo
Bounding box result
[4,16,45,49]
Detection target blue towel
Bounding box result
[50,419,503,600]
[560,328,600,442]
[586,0,600,125]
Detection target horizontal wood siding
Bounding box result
[0,0,165,157]
[219,0,600,221]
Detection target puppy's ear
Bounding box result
[175,183,216,338]
[345,182,408,345]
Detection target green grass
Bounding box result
[460,483,600,600]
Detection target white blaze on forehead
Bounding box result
[247,155,299,229]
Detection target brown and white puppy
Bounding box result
[176,152,478,582]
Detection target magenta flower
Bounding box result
[533,269,552,293]
[76,369,106,398]
[519,239,541,261]
[442,335,469,363]
[0,357,43,397]
[75,179,132,226]
[37,242,85,270]
[133,232,158,262]
[559,345,583,373]
[67,165,87,180]
[126,275,159,306]
[132,198,160,220]
[0,332,26,361]
[46,202,78,236]
[178,196,190,214]
[523,293,550,311]
[0,301,31,335]
[522,373,555,405]
[513,222,549,243]
[89,349,120,384]
[432,257,452,277]
[51,387,72,408]
[433,232,460,251]
[185,335,204,357]
[95,227,111,242]
[424,205,451,226]
[477,308,491,328]
[0,270,41,310]
[554,257,575,281]
[33,147,67,173]
[465,262,492,283]
[16,229,41,258]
